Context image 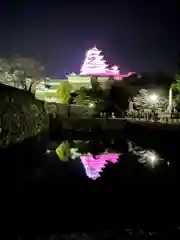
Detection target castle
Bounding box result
[36,46,134,101]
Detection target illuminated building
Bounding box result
[36,46,134,101]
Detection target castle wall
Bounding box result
[35,75,111,103]
[68,76,92,90]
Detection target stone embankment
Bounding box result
[0,83,49,149]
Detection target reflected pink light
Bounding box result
[80,153,120,180]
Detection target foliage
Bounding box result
[56,141,70,161]
[91,76,101,89]
[0,58,11,72]
[90,87,103,102]
[172,80,180,91]
[0,57,46,93]
[107,81,138,116]
[75,88,87,105]
[56,81,72,104]
[107,72,173,114]
[132,89,149,109]
[10,56,44,78]
[132,88,167,110]
[125,72,173,89]
[171,74,180,91]
[75,82,103,107]
[171,74,180,107]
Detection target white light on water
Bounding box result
[149,153,156,163]
[70,148,81,159]
[128,141,164,168]
[46,149,51,154]
[140,150,161,168]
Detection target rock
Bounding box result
[0,83,49,149]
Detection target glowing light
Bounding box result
[80,153,120,180]
[139,150,161,168]
[144,151,158,167]
[111,65,119,71]
[89,102,95,108]
[70,148,81,159]
[69,72,77,76]
[149,93,158,103]
[110,65,119,75]
[46,149,51,154]
[149,154,156,163]
[128,141,164,168]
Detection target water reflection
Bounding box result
[50,139,167,180]
[80,153,119,180]
[128,141,165,168]
[56,141,71,161]
[54,140,120,180]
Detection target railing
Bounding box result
[125,116,180,124]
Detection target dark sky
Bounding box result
[0,1,179,78]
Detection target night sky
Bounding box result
[1,1,179,78]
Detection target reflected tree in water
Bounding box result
[56,141,71,161]
[128,141,164,168]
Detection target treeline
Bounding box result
[0,56,50,93]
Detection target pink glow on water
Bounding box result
[80,153,120,180]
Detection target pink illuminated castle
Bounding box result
[80,46,134,80]
[67,46,135,90]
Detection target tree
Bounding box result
[56,81,72,104]
[75,82,103,106]
[10,56,44,77]
[0,58,13,86]
[94,100,106,115]
[0,58,11,73]
[107,81,138,116]
[75,88,87,105]
[10,57,45,92]
[91,77,102,92]
[132,88,167,110]
[132,89,149,109]
[0,57,46,93]
[171,74,180,107]
[125,72,173,89]
[171,74,180,91]
[56,141,70,161]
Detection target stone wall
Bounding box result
[0,83,49,149]
[44,102,95,117]
[60,118,126,130]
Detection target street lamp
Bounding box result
[89,102,95,108]
[149,93,158,103]
[167,86,172,113]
